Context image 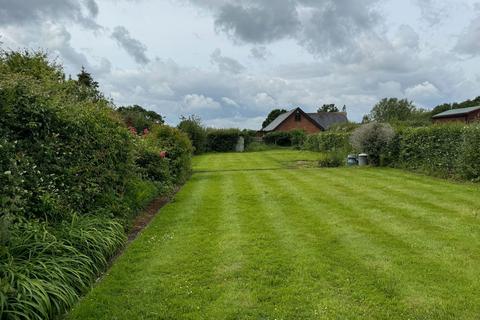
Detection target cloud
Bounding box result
[250,46,270,60]
[214,0,300,43]
[210,48,245,73]
[111,26,150,65]
[405,81,441,104]
[455,13,480,56]
[413,0,449,25]
[182,94,221,110]
[0,0,100,29]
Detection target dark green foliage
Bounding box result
[147,125,193,183]
[0,50,192,319]
[264,130,306,147]
[368,98,431,126]
[431,96,480,116]
[385,124,480,180]
[241,129,257,148]
[206,129,241,152]
[117,105,164,134]
[304,132,351,152]
[177,115,207,155]
[262,109,287,129]
[317,104,340,113]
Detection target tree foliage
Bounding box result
[178,115,207,154]
[317,104,340,113]
[117,105,164,134]
[350,122,395,165]
[262,109,287,129]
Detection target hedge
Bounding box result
[0,51,192,319]
[386,124,480,180]
[206,128,241,152]
[264,130,306,147]
[304,132,351,152]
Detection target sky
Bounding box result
[0,0,479,129]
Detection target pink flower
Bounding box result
[128,126,137,135]
[143,128,149,135]
[159,151,167,158]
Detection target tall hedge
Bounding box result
[0,51,192,319]
[206,128,241,152]
[386,124,480,180]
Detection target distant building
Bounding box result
[259,107,348,135]
[432,106,480,124]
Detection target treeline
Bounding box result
[0,51,192,319]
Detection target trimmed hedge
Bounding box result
[386,124,480,180]
[206,128,241,152]
[304,132,351,152]
[264,130,306,147]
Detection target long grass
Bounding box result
[0,216,125,320]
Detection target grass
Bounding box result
[68,150,480,319]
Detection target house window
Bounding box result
[295,110,301,122]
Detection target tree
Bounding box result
[432,96,480,115]
[317,104,339,113]
[262,109,287,129]
[117,105,164,134]
[369,98,417,123]
[75,66,102,101]
[178,115,207,155]
[77,66,98,90]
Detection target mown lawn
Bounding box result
[69,150,480,319]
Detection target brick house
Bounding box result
[258,107,348,135]
[432,106,480,124]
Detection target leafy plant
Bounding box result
[350,123,395,166]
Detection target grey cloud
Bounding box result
[0,0,100,29]
[210,48,245,74]
[414,0,448,25]
[455,14,480,56]
[250,46,270,60]
[214,0,300,43]
[111,26,150,65]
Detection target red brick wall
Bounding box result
[274,113,322,134]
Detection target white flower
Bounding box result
[3,171,11,175]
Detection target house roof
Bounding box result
[262,109,296,131]
[307,112,348,130]
[261,107,348,131]
[432,106,480,119]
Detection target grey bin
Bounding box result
[346,154,358,166]
[358,153,369,166]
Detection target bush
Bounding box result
[304,132,351,152]
[350,123,395,166]
[206,128,241,152]
[264,130,306,147]
[460,126,480,181]
[177,115,207,155]
[318,151,345,168]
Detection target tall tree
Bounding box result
[317,104,339,113]
[77,66,98,90]
[262,109,287,129]
[369,98,417,123]
[75,66,102,101]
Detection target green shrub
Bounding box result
[304,132,351,152]
[460,125,480,181]
[350,123,395,166]
[147,125,193,183]
[177,115,207,155]
[206,128,241,152]
[318,151,345,167]
[264,130,306,147]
